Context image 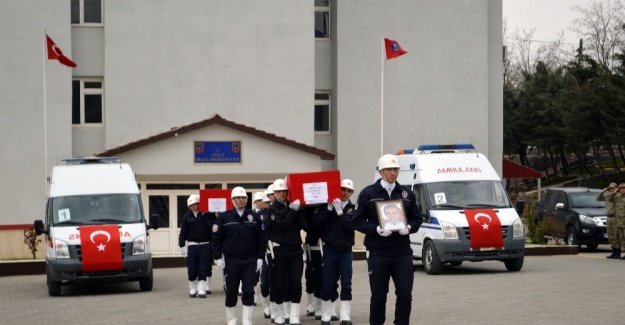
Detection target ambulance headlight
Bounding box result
[512,218,524,238]
[133,234,146,255]
[54,238,70,258]
[440,221,458,239]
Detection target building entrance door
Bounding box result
[143,189,198,256]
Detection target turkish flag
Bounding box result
[464,209,504,249]
[79,225,123,272]
[384,38,407,60]
[46,35,77,68]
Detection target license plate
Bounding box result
[479,247,496,251]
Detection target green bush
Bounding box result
[525,203,545,244]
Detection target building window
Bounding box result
[315,91,330,132]
[71,0,102,25]
[315,0,330,38]
[72,79,103,125]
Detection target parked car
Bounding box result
[534,187,607,249]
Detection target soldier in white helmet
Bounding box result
[258,190,273,319]
[351,154,422,325]
[178,194,216,298]
[267,178,308,325]
[212,187,266,325]
[314,179,357,325]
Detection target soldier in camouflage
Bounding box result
[607,183,625,260]
[597,182,619,258]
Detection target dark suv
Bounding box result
[535,187,608,249]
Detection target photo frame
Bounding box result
[376,200,407,231]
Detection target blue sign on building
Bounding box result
[194,141,241,163]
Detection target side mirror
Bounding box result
[515,200,525,215]
[148,214,160,230]
[555,203,565,210]
[34,220,48,235]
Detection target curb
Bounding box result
[0,245,577,277]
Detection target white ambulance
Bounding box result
[382,144,525,275]
[34,158,159,296]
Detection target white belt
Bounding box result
[187,241,209,246]
[271,241,281,247]
[309,246,321,251]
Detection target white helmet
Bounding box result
[262,190,270,203]
[253,191,264,202]
[341,179,354,191]
[187,194,200,206]
[231,186,247,199]
[266,184,275,195]
[377,154,400,170]
[272,178,288,191]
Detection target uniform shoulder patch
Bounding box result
[402,190,408,199]
[271,215,275,220]
[212,224,218,232]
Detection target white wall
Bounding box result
[0,0,73,224]
[103,0,315,148]
[335,0,503,192]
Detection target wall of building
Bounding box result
[334,0,503,190]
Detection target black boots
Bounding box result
[607,248,617,259]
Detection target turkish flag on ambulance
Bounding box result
[79,225,123,272]
[464,209,504,249]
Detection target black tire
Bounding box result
[422,241,442,275]
[504,256,524,272]
[449,261,463,267]
[586,243,599,250]
[565,227,581,249]
[47,268,61,296]
[139,269,153,292]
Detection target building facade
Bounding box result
[0,0,503,258]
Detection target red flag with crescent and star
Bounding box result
[46,35,77,68]
[464,209,503,249]
[79,225,123,272]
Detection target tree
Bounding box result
[572,0,625,69]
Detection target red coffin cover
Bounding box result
[199,189,234,212]
[286,170,342,205]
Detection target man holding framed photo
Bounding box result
[351,154,422,325]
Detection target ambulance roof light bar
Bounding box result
[415,144,475,154]
[62,157,121,165]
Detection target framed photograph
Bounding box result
[376,200,407,231]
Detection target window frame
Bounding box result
[71,0,104,26]
[314,0,330,39]
[72,78,104,126]
[314,90,331,134]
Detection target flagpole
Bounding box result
[43,29,48,196]
[380,35,385,157]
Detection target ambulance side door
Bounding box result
[412,184,429,224]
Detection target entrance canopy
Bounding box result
[502,158,543,201]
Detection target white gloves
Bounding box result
[216,258,225,270]
[289,199,300,211]
[256,259,263,272]
[327,202,334,211]
[179,246,187,257]
[332,198,343,215]
[376,226,392,237]
[399,225,411,236]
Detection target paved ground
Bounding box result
[2,246,622,324]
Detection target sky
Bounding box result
[502,0,592,46]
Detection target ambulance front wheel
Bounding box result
[46,266,61,296]
[422,241,442,275]
[139,269,153,292]
[504,255,524,272]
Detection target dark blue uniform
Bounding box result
[212,208,266,307]
[268,200,308,306]
[315,201,355,303]
[302,206,323,315]
[178,210,215,282]
[350,179,421,325]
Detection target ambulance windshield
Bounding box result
[426,181,511,209]
[51,194,143,225]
